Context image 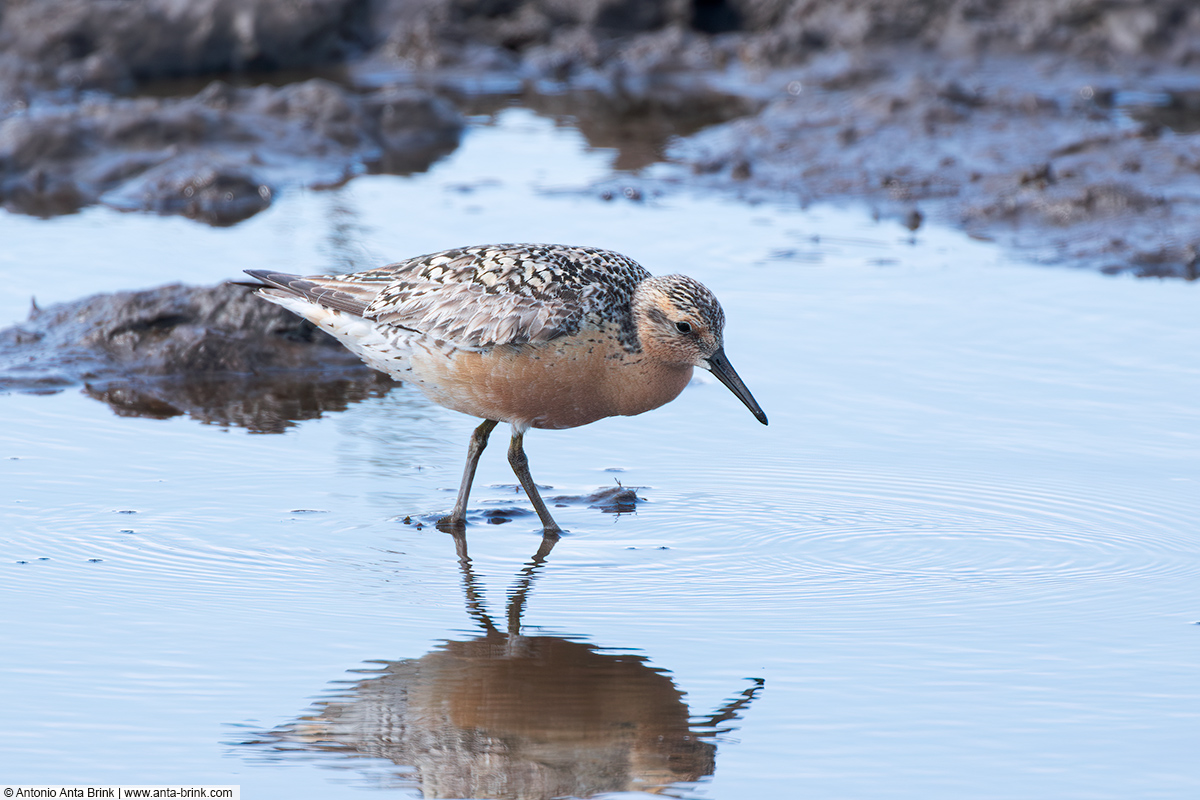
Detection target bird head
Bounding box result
[632,275,768,425]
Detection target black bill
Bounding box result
[705,347,768,425]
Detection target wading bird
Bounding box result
[245,243,767,535]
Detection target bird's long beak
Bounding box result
[704,347,768,425]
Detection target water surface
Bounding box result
[2,108,1198,799]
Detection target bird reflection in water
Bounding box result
[247,533,763,798]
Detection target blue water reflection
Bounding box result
[1,108,1198,799]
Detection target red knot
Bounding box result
[245,243,767,535]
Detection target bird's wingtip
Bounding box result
[240,270,304,292]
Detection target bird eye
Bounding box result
[675,321,692,334]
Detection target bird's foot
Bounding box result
[435,515,467,533]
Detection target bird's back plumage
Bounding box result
[250,243,652,351]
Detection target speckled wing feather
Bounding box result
[349,244,652,348]
[243,270,375,317]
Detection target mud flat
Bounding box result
[4,0,1197,274]
[667,47,1200,279]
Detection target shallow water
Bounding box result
[2,108,1199,799]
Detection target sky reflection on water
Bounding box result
[2,109,1198,799]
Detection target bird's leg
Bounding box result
[507,428,564,537]
[440,418,499,528]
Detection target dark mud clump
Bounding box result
[0,282,395,432]
[567,484,642,514]
[469,485,640,525]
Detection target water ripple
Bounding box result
[5,507,362,608]
[600,462,1200,613]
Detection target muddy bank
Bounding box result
[0,0,372,94]
[0,76,462,222]
[668,49,1200,278]
[10,1,1195,96]
[0,283,394,431]
[2,0,1199,275]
